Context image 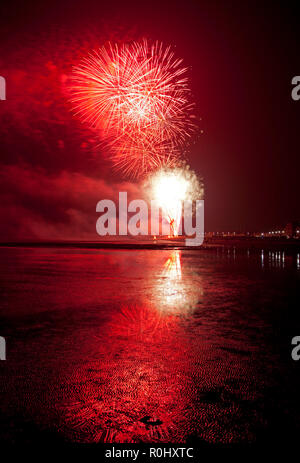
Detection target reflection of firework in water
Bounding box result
[163,250,182,279]
[71,40,196,177]
[155,250,203,315]
[106,304,177,340]
[145,165,203,236]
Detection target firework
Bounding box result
[71,40,196,177]
[145,165,203,236]
[109,136,180,178]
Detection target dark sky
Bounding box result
[0,0,299,239]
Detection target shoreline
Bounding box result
[0,237,299,252]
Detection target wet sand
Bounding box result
[0,246,299,445]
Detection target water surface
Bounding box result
[0,246,299,444]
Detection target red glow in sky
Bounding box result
[0,1,299,238]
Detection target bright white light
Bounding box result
[145,166,203,237]
[152,172,189,204]
[152,171,189,236]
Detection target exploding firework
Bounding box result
[109,136,180,177]
[71,40,196,177]
[145,165,203,236]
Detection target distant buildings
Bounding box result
[284,221,300,239]
[205,231,251,238]
[205,221,300,239]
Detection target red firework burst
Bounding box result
[71,40,196,177]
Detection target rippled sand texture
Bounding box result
[0,247,299,444]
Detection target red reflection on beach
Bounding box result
[2,247,284,444]
[163,249,182,278]
[60,251,196,443]
[153,250,203,315]
[61,301,190,443]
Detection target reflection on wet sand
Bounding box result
[61,251,197,443]
[0,246,300,444]
[153,250,203,315]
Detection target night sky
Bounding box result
[0,0,299,239]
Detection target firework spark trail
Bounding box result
[71,40,196,177]
[109,136,180,177]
